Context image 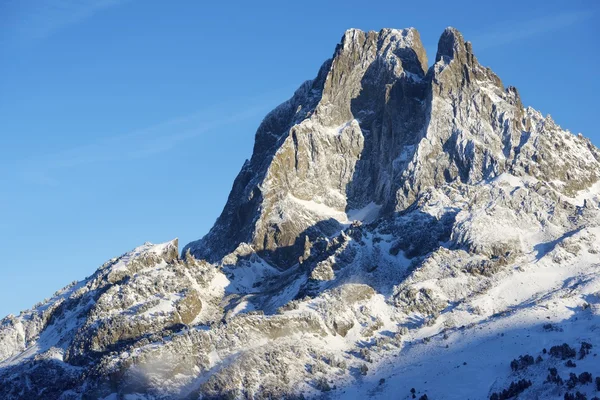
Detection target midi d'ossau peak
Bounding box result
[2,27,600,400]
[184,26,599,268]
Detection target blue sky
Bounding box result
[0,0,598,318]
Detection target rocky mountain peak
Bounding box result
[435,26,468,63]
[183,27,600,269]
[317,27,427,127]
[430,26,502,93]
[339,27,428,75]
[2,26,600,400]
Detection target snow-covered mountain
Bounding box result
[2,27,600,400]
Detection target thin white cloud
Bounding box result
[1,0,128,43]
[14,95,281,186]
[471,10,593,50]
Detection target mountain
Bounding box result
[2,27,600,400]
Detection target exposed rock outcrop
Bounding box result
[184,27,600,269]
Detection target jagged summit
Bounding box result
[182,26,434,266]
[337,27,428,77]
[2,26,600,400]
[435,26,467,62]
[183,26,600,268]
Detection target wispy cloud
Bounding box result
[15,97,279,186]
[471,10,593,50]
[1,0,128,44]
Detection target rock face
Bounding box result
[2,27,600,400]
[183,28,431,267]
[184,27,600,268]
